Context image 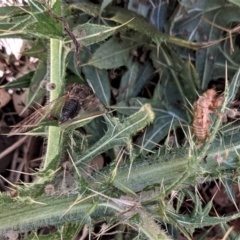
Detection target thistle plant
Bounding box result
[1,1,240,239]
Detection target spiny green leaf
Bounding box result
[172,3,240,89]
[25,12,63,39]
[137,210,171,240]
[27,60,47,107]
[66,23,119,47]
[0,6,29,17]
[83,66,110,105]
[228,0,240,7]
[1,71,34,89]
[28,0,46,13]
[69,3,200,49]
[223,177,238,211]
[117,60,140,102]
[75,104,155,166]
[108,6,169,44]
[228,67,240,102]
[23,39,48,60]
[100,0,113,13]
[72,3,168,45]
[88,36,133,69]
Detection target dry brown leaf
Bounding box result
[210,185,232,207]
[82,155,104,178]
[86,155,104,174]
[0,61,5,78]
[0,88,11,108]
[12,89,31,117]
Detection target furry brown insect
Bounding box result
[59,84,93,123]
[9,84,106,134]
[193,89,223,142]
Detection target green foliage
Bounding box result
[1,0,240,239]
[171,0,240,89]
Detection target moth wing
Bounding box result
[81,94,107,116]
[9,94,68,134]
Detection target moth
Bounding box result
[9,84,106,134]
[193,89,223,142]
